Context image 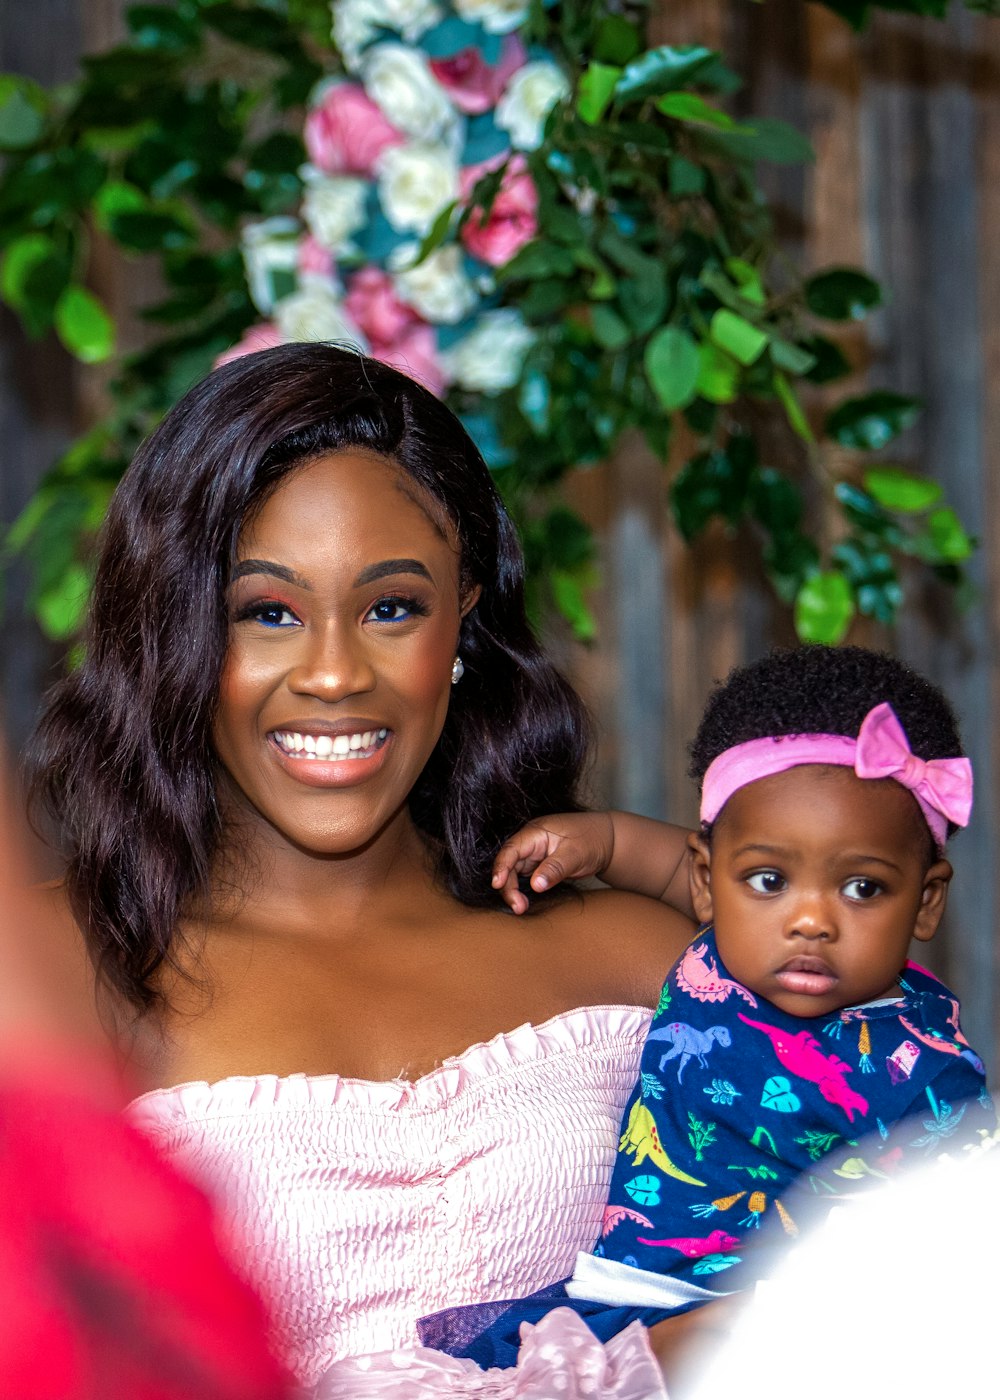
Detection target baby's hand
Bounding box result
[492,812,615,915]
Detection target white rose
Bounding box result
[453,0,529,34]
[274,282,369,349]
[362,42,458,144]
[441,308,534,393]
[330,0,380,71]
[376,142,459,235]
[369,0,442,40]
[241,217,300,314]
[390,242,477,324]
[495,60,570,150]
[300,168,369,253]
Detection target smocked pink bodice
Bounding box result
[127,1005,653,1392]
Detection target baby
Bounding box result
[422,645,995,1365]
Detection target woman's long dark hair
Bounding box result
[28,344,590,1009]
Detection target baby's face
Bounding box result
[688,765,952,1018]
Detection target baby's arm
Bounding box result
[493,810,695,918]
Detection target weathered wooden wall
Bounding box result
[563,0,1000,1070]
[2,0,999,1067]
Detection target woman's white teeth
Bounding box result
[274,728,387,759]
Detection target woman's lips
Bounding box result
[774,956,838,997]
[266,727,391,787]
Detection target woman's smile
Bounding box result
[267,723,392,786]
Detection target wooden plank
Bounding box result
[860,8,996,1066]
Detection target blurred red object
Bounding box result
[0,1050,290,1400]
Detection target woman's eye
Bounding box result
[240,601,299,628]
[366,595,425,623]
[746,871,786,895]
[843,878,882,902]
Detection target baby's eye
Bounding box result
[366,595,426,623]
[746,871,786,895]
[240,601,299,628]
[842,877,882,902]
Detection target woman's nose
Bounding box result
[286,624,376,701]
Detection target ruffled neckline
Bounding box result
[126,1004,653,1122]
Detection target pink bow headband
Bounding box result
[700,702,973,851]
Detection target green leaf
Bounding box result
[0,233,57,309]
[578,63,622,126]
[0,233,72,335]
[54,286,116,363]
[696,342,740,403]
[832,539,902,622]
[670,444,753,540]
[769,338,817,375]
[827,391,921,450]
[644,326,700,410]
[619,263,667,336]
[502,240,575,280]
[669,157,705,197]
[594,15,643,64]
[805,267,883,321]
[774,372,814,442]
[658,92,739,130]
[614,45,717,102]
[749,467,803,533]
[551,567,596,642]
[0,75,46,149]
[710,309,769,366]
[591,304,631,350]
[794,571,855,644]
[801,334,851,384]
[863,466,942,513]
[574,247,615,299]
[126,5,200,53]
[699,118,815,165]
[93,179,148,231]
[35,562,92,641]
[725,257,766,306]
[834,482,892,534]
[927,507,974,561]
[106,208,196,252]
[415,200,458,264]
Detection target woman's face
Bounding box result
[214,449,474,856]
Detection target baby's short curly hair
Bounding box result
[689,645,965,790]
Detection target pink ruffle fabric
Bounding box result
[128,1006,653,1390]
[314,1309,667,1399]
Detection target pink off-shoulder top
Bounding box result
[126,1005,655,1393]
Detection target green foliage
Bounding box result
[0,0,984,647]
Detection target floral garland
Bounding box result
[228,0,560,416]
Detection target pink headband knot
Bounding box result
[700,701,972,851]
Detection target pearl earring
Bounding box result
[451,656,465,685]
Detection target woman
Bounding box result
[28,344,695,1394]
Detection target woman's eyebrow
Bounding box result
[354,558,433,586]
[230,559,311,589]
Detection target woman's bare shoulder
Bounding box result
[537,888,694,1008]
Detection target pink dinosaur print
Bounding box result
[636,1228,740,1258]
[601,1204,655,1237]
[737,1013,869,1123]
[676,942,758,1007]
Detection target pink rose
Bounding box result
[215,323,283,367]
[460,154,539,267]
[372,323,447,398]
[297,235,334,278]
[344,267,418,346]
[304,83,404,177]
[429,34,526,116]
